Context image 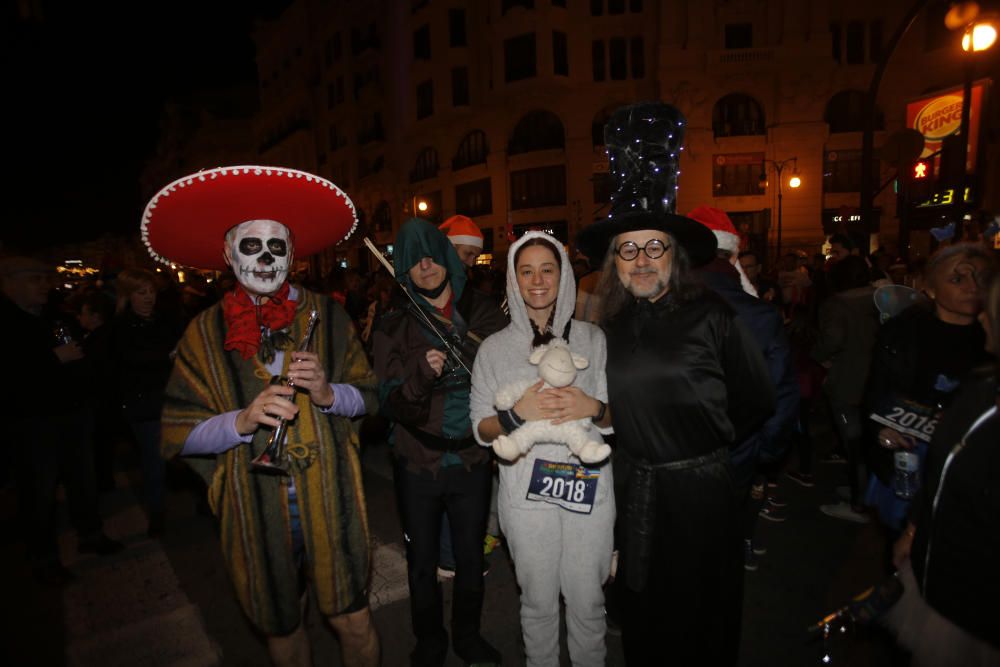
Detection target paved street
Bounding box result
[2,417,897,666]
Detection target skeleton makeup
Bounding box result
[225,220,293,296]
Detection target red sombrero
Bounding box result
[141,165,358,270]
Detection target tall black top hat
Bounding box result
[576,103,716,266]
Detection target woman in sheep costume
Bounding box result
[471,231,614,666]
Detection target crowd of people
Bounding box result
[2,103,998,667]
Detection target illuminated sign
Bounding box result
[832,214,863,223]
[915,187,974,208]
[913,162,928,179]
[906,81,989,173]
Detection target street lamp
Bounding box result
[416,199,429,213]
[758,157,800,264]
[952,7,996,234]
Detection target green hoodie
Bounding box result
[375,218,504,468]
[393,217,468,308]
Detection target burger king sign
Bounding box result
[906,81,988,173]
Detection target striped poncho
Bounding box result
[162,287,376,635]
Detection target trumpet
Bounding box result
[251,309,320,474]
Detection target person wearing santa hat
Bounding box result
[439,215,484,268]
[688,205,799,571]
[146,166,380,667]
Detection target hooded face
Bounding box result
[224,220,293,296]
[505,231,577,342]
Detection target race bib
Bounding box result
[869,393,939,443]
[526,458,600,514]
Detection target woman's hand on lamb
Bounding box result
[542,387,601,425]
[513,380,550,421]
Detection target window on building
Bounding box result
[509,110,565,154]
[416,79,434,119]
[609,37,627,80]
[373,201,392,234]
[552,0,566,7]
[449,9,467,47]
[334,76,345,105]
[725,23,753,49]
[505,33,537,82]
[502,0,534,14]
[846,21,864,64]
[593,172,614,204]
[823,149,879,193]
[630,0,643,11]
[608,0,625,14]
[351,22,379,56]
[332,33,342,61]
[414,24,431,60]
[452,67,469,105]
[511,165,567,209]
[869,19,883,62]
[630,37,645,78]
[454,130,489,170]
[712,94,766,138]
[456,178,493,216]
[553,31,569,76]
[590,0,603,16]
[712,153,766,197]
[358,154,385,179]
[592,40,606,81]
[328,125,346,151]
[825,90,883,133]
[327,82,337,109]
[410,147,439,183]
[830,22,842,63]
[358,112,384,145]
[592,107,615,146]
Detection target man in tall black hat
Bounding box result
[577,103,775,664]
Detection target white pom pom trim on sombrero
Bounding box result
[140,165,358,268]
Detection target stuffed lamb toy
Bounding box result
[492,339,611,463]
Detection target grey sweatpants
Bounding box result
[500,491,615,667]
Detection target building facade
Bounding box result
[246,0,999,269]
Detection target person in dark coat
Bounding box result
[884,264,1000,666]
[111,268,183,536]
[577,103,775,666]
[0,257,123,586]
[863,243,995,536]
[689,206,799,568]
[812,255,879,523]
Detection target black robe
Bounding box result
[605,290,775,665]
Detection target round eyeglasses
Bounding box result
[616,239,672,261]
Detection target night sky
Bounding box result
[6,1,287,251]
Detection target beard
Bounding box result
[624,267,669,300]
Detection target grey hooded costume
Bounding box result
[470,231,615,667]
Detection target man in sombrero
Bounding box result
[145,166,379,667]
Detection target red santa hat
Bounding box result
[687,205,758,297]
[439,215,484,249]
[687,205,741,254]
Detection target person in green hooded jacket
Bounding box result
[372,218,506,666]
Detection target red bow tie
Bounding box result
[222,283,297,360]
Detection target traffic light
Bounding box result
[904,159,933,202]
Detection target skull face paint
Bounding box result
[225,220,293,296]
